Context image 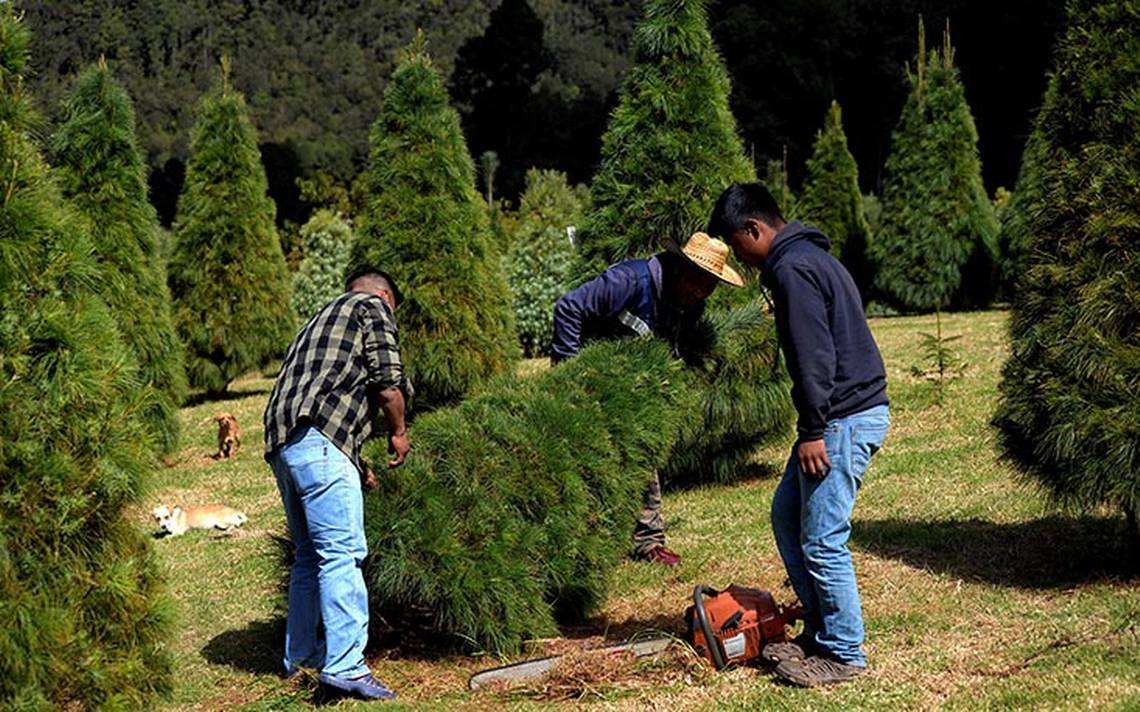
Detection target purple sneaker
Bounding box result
[318,671,398,701]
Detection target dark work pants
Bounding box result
[631,471,666,556]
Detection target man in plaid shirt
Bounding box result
[264,266,412,701]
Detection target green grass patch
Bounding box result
[147,310,1139,710]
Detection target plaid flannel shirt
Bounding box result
[264,291,410,473]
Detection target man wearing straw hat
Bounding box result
[551,232,743,566]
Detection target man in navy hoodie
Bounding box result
[552,233,744,566]
[708,183,890,687]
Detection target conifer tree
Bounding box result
[352,35,518,408]
[765,150,796,220]
[168,59,294,395]
[0,12,172,707]
[576,0,754,276]
[292,209,354,321]
[994,0,1140,546]
[360,304,779,652]
[797,101,875,299]
[508,169,589,357]
[872,20,1000,312]
[52,62,188,455]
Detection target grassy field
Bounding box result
[144,310,1139,710]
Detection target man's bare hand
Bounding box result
[388,431,410,468]
[797,438,831,478]
[362,467,379,491]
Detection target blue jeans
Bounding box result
[771,404,889,667]
[269,425,370,679]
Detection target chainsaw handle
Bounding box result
[692,584,728,670]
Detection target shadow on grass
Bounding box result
[201,617,286,676]
[853,514,1137,589]
[666,460,783,492]
[184,385,273,408]
[561,612,687,642]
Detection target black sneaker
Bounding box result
[761,634,815,664]
[775,655,865,687]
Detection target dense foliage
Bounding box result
[16,1,1064,223]
[168,63,294,395]
[0,12,172,707]
[993,0,1140,539]
[361,303,787,653]
[796,101,874,299]
[51,62,188,455]
[871,22,1000,312]
[292,209,355,322]
[507,169,589,357]
[575,0,754,279]
[352,37,518,409]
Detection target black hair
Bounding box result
[706,182,784,238]
[344,265,403,307]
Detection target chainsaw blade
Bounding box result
[467,636,673,691]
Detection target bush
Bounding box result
[0,12,173,707]
[292,209,354,322]
[360,304,786,653]
[51,62,188,456]
[352,35,519,409]
[168,59,294,395]
[872,20,1000,313]
[796,101,875,300]
[508,169,589,357]
[993,0,1140,541]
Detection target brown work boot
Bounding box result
[761,633,815,664]
[636,544,681,567]
[775,655,865,687]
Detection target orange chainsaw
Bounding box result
[684,583,804,669]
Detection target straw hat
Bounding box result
[667,232,744,287]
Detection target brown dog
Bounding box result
[206,412,241,459]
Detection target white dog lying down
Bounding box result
[152,504,247,537]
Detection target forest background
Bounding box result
[17,0,1064,238]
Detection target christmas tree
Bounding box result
[994,0,1140,546]
[872,20,1000,312]
[168,58,294,395]
[52,62,188,455]
[508,169,589,357]
[292,209,355,321]
[797,101,874,299]
[576,0,754,278]
[361,304,783,653]
[0,12,172,707]
[352,35,518,408]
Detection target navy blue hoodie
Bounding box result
[762,221,888,441]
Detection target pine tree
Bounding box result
[51,62,188,455]
[797,101,875,299]
[765,150,796,220]
[993,0,1140,546]
[360,304,782,653]
[508,169,589,357]
[168,58,294,395]
[352,35,519,408]
[872,20,1000,313]
[0,11,172,707]
[576,0,755,277]
[292,209,354,321]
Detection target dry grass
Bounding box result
[149,310,1140,710]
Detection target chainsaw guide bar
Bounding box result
[467,636,673,691]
